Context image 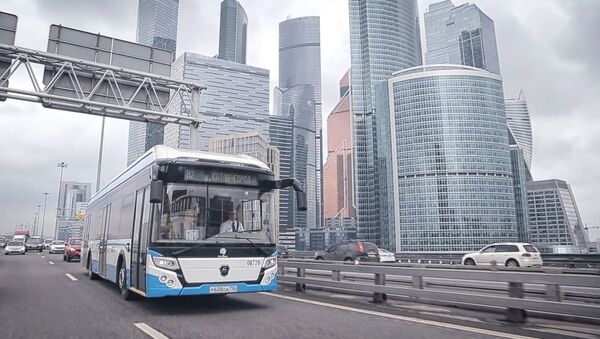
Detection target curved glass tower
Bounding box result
[218,0,247,64]
[349,0,422,246]
[505,90,533,170]
[388,65,517,252]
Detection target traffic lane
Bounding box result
[50,257,500,339]
[0,252,145,339]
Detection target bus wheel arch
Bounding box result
[117,255,135,300]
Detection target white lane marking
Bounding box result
[262,293,536,339]
[48,261,54,265]
[134,322,170,339]
[65,273,78,281]
[41,255,45,258]
[528,328,597,339]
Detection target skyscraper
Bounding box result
[323,70,356,229]
[273,85,317,232]
[164,53,269,151]
[510,145,531,243]
[279,16,323,229]
[269,114,294,232]
[57,181,92,240]
[128,0,179,165]
[424,0,500,75]
[348,0,422,247]
[527,179,588,254]
[386,65,517,252]
[218,0,247,64]
[505,90,533,171]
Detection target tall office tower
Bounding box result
[56,181,91,240]
[348,0,422,247]
[128,0,179,165]
[424,0,500,75]
[209,132,280,229]
[269,115,294,233]
[385,65,517,252]
[218,0,247,64]
[527,180,588,254]
[505,90,533,171]
[164,53,269,151]
[323,70,356,229]
[279,16,323,228]
[510,145,530,242]
[273,85,317,232]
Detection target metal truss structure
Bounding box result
[0,42,204,128]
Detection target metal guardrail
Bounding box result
[278,259,600,323]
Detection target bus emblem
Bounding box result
[219,265,230,277]
[219,248,227,257]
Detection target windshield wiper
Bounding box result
[172,240,223,256]
[208,234,272,257]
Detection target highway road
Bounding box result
[1,252,599,339]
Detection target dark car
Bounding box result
[315,241,380,262]
[25,238,44,252]
[0,238,7,248]
[63,238,81,262]
[276,245,289,258]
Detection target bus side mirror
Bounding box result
[150,180,164,204]
[296,191,307,211]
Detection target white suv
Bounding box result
[462,243,543,268]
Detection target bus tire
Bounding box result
[118,260,134,301]
[88,254,99,280]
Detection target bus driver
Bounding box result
[220,211,245,233]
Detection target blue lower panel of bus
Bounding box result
[145,274,277,298]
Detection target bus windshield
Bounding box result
[153,183,275,244]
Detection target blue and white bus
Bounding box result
[82,145,306,299]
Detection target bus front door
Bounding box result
[131,187,149,293]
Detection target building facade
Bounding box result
[218,0,247,64]
[424,0,500,75]
[269,115,294,233]
[56,181,91,240]
[128,0,179,165]
[510,145,531,242]
[279,16,323,228]
[164,53,269,151]
[323,70,356,231]
[348,0,422,248]
[527,179,588,254]
[386,65,517,252]
[505,90,533,171]
[273,85,317,232]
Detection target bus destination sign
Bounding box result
[184,168,259,186]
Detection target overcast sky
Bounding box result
[0,0,598,240]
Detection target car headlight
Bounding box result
[152,256,179,271]
[263,257,277,269]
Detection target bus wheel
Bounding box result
[88,255,99,280]
[118,262,135,300]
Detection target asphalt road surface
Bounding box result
[1,252,598,339]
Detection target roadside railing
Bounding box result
[278,259,600,323]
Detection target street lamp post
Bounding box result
[41,193,49,238]
[34,204,41,235]
[54,162,68,239]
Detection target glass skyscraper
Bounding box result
[269,114,294,232]
[424,0,500,75]
[387,65,517,252]
[279,16,323,228]
[218,0,247,64]
[505,90,533,171]
[527,179,588,254]
[348,0,422,247]
[164,53,269,152]
[128,0,179,165]
[510,145,530,243]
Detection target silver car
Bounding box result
[4,241,26,255]
[49,240,65,254]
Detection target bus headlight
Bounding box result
[263,257,277,269]
[152,256,180,271]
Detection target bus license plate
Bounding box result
[209,286,238,294]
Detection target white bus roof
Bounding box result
[90,145,271,205]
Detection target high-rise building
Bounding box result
[279,16,323,229]
[269,114,294,232]
[348,0,422,247]
[164,53,269,151]
[218,0,247,64]
[128,0,180,165]
[510,145,530,242]
[385,65,517,252]
[323,70,356,230]
[273,85,317,233]
[527,179,588,254]
[56,181,91,240]
[424,0,500,75]
[505,90,533,171]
